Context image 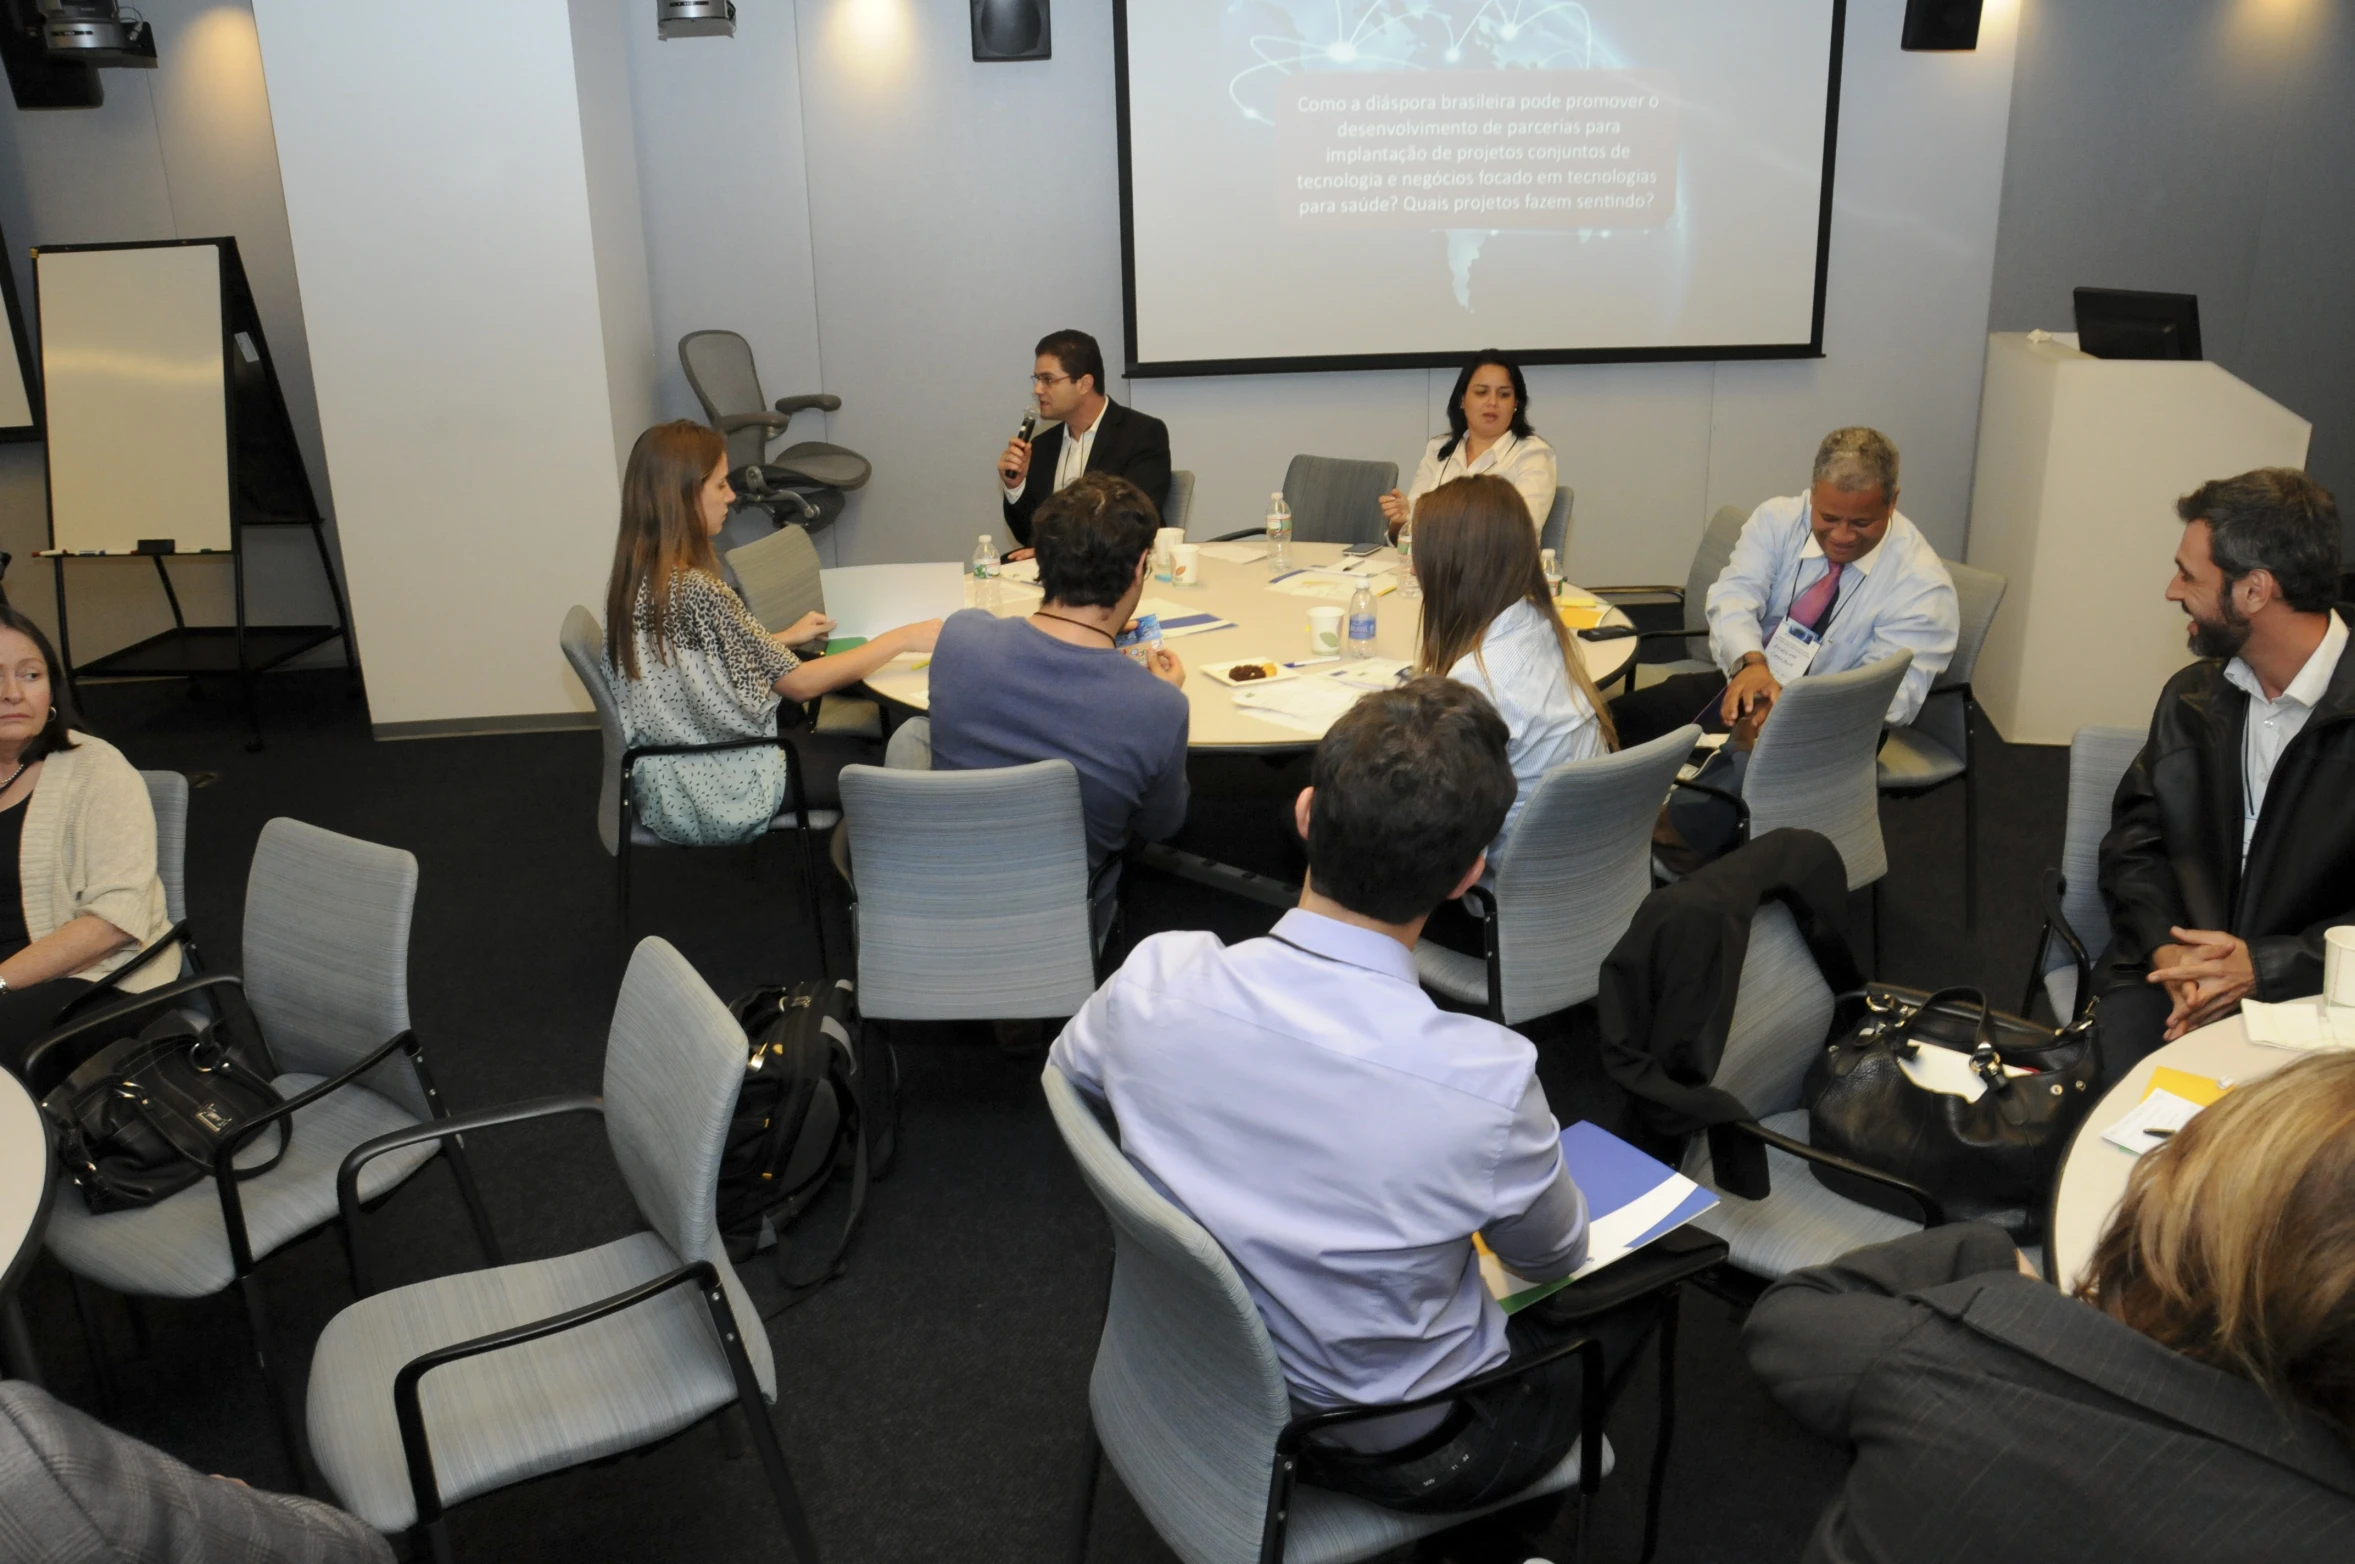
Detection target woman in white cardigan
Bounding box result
[1379,352,1559,540]
[0,604,172,1068]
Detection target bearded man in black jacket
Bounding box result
[2095,467,2355,1082]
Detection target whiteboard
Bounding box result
[38,245,232,553]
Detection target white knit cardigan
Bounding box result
[18,731,173,992]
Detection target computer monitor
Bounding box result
[2073,288,2203,362]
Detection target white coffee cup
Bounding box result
[2327,926,2355,1008]
[1307,605,1343,655]
[1155,526,1184,558]
[1171,542,1201,587]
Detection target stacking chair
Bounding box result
[1734,654,1913,891]
[1043,1065,1613,1564]
[304,938,818,1564]
[724,526,883,739]
[837,759,1099,1021]
[1592,505,1748,691]
[1877,561,2008,921]
[559,606,837,968]
[2021,726,2143,1021]
[1162,469,1196,535]
[35,819,497,1477]
[1415,727,1698,1025]
[679,328,869,532]
[1538,486,1574,561]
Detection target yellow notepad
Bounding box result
[2146,1067,2228,1107]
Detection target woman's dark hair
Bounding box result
[1034,473,1161,609]
[605,420,727,679]
[0,602,84,763]
[1437,351,1534,463]
[1034,328,1107,396]
[2177,468,2342,614]
[1304,677,1516,924]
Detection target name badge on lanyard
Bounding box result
[1764,617,1823,684]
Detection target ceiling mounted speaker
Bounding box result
[972,0,1049,63]
[1902,0,1983,51]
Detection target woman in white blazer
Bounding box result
[1381,351,1558,540]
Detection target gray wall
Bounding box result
[1989,0,2355,555]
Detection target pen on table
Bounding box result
[1282,657,1338,668]
[2145,1129,2173,1139]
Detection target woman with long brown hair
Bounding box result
[1411,474,1613,871]
[1744,1049,2355,1562]
[603,420,938,845]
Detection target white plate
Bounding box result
[1200,655,1299,688]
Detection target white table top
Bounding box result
[2048,1002,2315,1292]
[856,542,1636,750]
[1,1069,52,1296]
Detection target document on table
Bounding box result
[2241,997,2355,1051]
[1197,541,1268,563]
[1229,675,1368,734]
[2101,1088,2204,1156]
[1478,1122,1718,1314]
[1268,570,1399,601]
[997,558,1040,584]
[1132,596,1236,638]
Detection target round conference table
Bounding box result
[1,1067,54,1383]
[2046,1001,2315,1292]
[857,541,1637,750]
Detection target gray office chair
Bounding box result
[1416,727,1698,1025]
[1539,486,1574,561]
[724,526,883,739]
[1680,903,1931,1279]
[838,759,1097,1021]
[1878,561,2008,921]
[559,606,838,969]
[1737,653,1913,890]
[139,770,188,924]
[38,819,497,1477]
[1162,469,1196,535]
[1595,505,1749,691]
[305,937,817,1564]
[2022,726,2143,1021]
[1213,456,1399,548]
[1042,1065,1610,1564]
[680,329,870,533]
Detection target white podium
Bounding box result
[1964,332,2311,745]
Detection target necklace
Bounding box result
[0,759,26,800]
[1032,611,1117,645]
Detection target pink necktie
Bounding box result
[1786,562,1845,634]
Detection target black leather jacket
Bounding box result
[2097,606,2355,997]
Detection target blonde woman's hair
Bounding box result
[2076,1049,2355,1444]
[1411,474,1615,750]
[604,420,727,680]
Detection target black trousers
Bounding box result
[1607,669,1728,750]
[2091,968,2178,1090]
[0,978,97,1085]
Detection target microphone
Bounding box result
[1017,408,1038,442]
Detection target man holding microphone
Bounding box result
[998,329,1171,556]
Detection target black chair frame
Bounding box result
[1880,679,1986,926]
[23,972,498,1491]
[340,1097,819,1564]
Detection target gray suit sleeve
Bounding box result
[1742,1224,2020,1443]
[0,1381,393,1564]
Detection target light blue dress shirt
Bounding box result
[1447,599,1608,869]
[1705,494,1960,727]
[1049,909,1588,1426]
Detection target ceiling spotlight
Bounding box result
[658,0,735,40]
[37,2,154,68]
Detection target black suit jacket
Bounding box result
[1745,1226,2355,1564]
[1002,399,1172,547]
[2096,605,2355,996]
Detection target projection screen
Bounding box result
[1117,0,1847,375]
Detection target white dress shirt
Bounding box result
[1406,429,1559,536]
[1048,909,1588,1429]
[1705,493,1960,728]
[1002,397,1108,501]
[2224,608,2349,863]
[1446,599,1608,869]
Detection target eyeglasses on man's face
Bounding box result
[1030,372,1074,388]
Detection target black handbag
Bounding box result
[1802,878,2102,1236]
[40,991,286,1216]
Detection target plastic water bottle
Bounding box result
[967,533,999,611]
[1265,491,1293,571]
[1398,519,1420,600]
[1540,546,1563,599]
[1345,581,1377,659]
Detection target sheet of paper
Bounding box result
[996,558,1040,584]
[1197,541,1268,563]
[1267,570,1398,601]
[1478,1122,1718,1311]
[1895,1045,2035,1103]
[2102,1088,2204,1155]
[1325,657,1412,691]
[1229,675,1367,734]
[821,562,965,638]
[2242,997,2355,1051]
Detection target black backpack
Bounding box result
[716,978,897,1311]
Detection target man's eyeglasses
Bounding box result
[1030,372,1073,388]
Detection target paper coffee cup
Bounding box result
[1307,605,1343,655]
[2327,926,2355,1008]
[1171,543,1201,586]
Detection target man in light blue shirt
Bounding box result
[1050,677,1594,1519]
[1610,428,1960,748]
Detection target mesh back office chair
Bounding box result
[1595,505,1749,690]
[724,526,884,739]
[1414,727,1699,1025]
[680,330,871,533]
[304,938,817,1564]
[1877,561,2008,921]
[2022,726,2142,1021]
[1539,486,1574,561]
